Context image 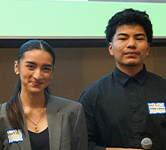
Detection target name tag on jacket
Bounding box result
[7,129,24,144]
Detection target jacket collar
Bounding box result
[17,93,63,150]
[46,93,62,150]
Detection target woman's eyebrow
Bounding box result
[25,61,36,65]
[43,64,53,67]
[25,61,52,67]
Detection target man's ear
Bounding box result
[108,42,114,56]
[146,43,150,56]
[14,61,20,75]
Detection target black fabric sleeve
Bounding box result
[0,104,4,150]
[79,92,106,150]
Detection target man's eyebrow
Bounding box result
[117,33,128,36]
[117,33,146,37]
[135,33,146,37]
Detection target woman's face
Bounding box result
[15,49,54,94]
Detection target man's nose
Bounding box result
[127,38,136,49]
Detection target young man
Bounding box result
[79,9,166,150]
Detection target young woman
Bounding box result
[0,40,87,150]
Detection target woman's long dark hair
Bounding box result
[6,40,55,134]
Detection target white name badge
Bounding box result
[7,129,24,144]
[148,102,166,115]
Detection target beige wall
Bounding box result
[0,46,166,103]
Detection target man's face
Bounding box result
[109,24,150,70]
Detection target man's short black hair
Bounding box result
[105,8,153,44]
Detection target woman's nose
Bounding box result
[33,69,43,79]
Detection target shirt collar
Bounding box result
[113,64,147,86]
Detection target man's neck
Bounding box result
[116,64,144,77]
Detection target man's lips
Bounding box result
[124,51,139,56]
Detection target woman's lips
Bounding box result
[31,81,42,86]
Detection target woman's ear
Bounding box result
[108,42,114,56]
[51,65,55,79]
[14,61,20,75]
